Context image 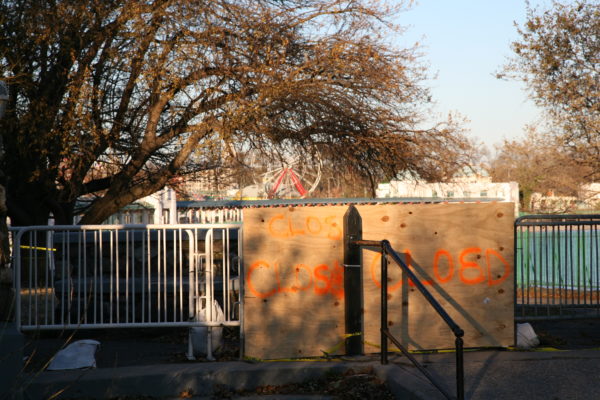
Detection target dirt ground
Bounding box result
[58,367,396,400]
[220,366,396,400]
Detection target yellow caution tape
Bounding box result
[245,336,600,362]
[243,344,586,363]
[20,245,56,252]
[506,346,566,352]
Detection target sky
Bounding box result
[394,0,557,150]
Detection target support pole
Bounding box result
[381,244,388,365]
[343,205,363,355]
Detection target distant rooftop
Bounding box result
[393,166,491,182]
[177,196,503,209]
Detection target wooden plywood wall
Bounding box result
[243,202,514,359]
[243,206,347,360]
[355,202,514,352]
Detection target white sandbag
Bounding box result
[47,339,100,370]
[516,323,540,349]
[190,300,224,358]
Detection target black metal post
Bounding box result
[381,244,388,365]
[456,336,464,400]
[343,205,363,355]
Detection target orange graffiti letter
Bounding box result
[313,264,332,295]
[275,262,293,294]
[433,249,454,283]
[247,260,278,298]
[370,253,403,293]
[324,216,342,240]
[329,260,345,299]
[486,249,512,286]
[268,214,289,238]
[306,216,322,235]
[288,216,305,237]
[292,263,313,292]
[458,247,486,285]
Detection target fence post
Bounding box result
[343,205,363,355]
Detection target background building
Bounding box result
[376,168,520,214]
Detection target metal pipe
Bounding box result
[382,240,464,338]
[353,239,382,248]
[385,330,454,400]
[239,224,246,359]
[355,237,464,399]
[20,321,240,331]
[13,230,22,330]
[381,243,388,365]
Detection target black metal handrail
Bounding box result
[355,239,465,400]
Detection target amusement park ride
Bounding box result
[259,154,322,199]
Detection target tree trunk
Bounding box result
[0,183,9,268]
[0,132,8,268]
[78,197,121,225]
[6,183,54,227]
[78,182,161,225]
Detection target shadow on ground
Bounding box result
[529,318,600,349]
[23,326,240,371]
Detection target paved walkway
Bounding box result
[16,348,600,399]
[385,348,600,400]
[14,319,600,399]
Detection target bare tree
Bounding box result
[500,0,600,179]
[490,127,591,210]
[0,0,471,226]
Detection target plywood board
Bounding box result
[243,206,347,359]
[243,202,515,359]
[356,202,514,351]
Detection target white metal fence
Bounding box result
[177,207,243,224]
[103,207,243,225]
[515,214,600,320]
[13,224,242,333]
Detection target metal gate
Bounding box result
[515,214,600,320]
[13,223,242,331]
